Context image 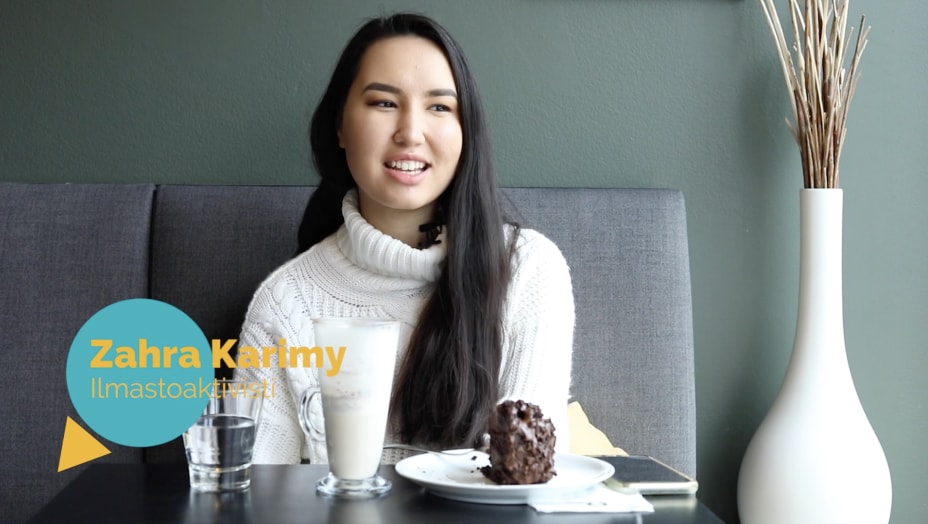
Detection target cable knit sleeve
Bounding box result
[234,266,327,465]
[498,229,575,452]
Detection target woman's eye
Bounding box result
[429,104,452,113]
[370,100,396,108]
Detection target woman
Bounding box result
[237,12,574,464]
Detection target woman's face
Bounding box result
[338,36,462,223]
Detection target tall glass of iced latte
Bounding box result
[299,318,400,497]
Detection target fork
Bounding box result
[384,434,490,456]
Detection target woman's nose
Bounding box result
[393,109,425,145]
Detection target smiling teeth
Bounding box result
[387,160,426,172]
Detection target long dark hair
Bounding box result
[297,13,516,448]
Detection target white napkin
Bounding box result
[528,483,654,514]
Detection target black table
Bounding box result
[28,464,723,523]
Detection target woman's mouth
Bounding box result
[384,160,430,184]
[385,160,429,174]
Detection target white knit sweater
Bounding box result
[236,190,574,465]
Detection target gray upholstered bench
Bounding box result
[0,183,695,522]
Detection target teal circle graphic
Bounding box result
[66,298,213,447]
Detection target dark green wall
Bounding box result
[3,1,926,521]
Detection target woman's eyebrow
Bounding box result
[361,82,457,98]
[427,88,457,99]
[362,82,400,94]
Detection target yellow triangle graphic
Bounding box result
[58,416,111,472]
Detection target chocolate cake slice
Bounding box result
[480,400,556,484]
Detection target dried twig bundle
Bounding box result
[759,0,870,188]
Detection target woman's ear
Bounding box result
[336,111,345,149]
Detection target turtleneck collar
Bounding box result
[335,190,446,283]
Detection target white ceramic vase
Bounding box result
[738,189,892,524]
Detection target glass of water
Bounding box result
[183,378,264,491]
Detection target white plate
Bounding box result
[394,451,615,504]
